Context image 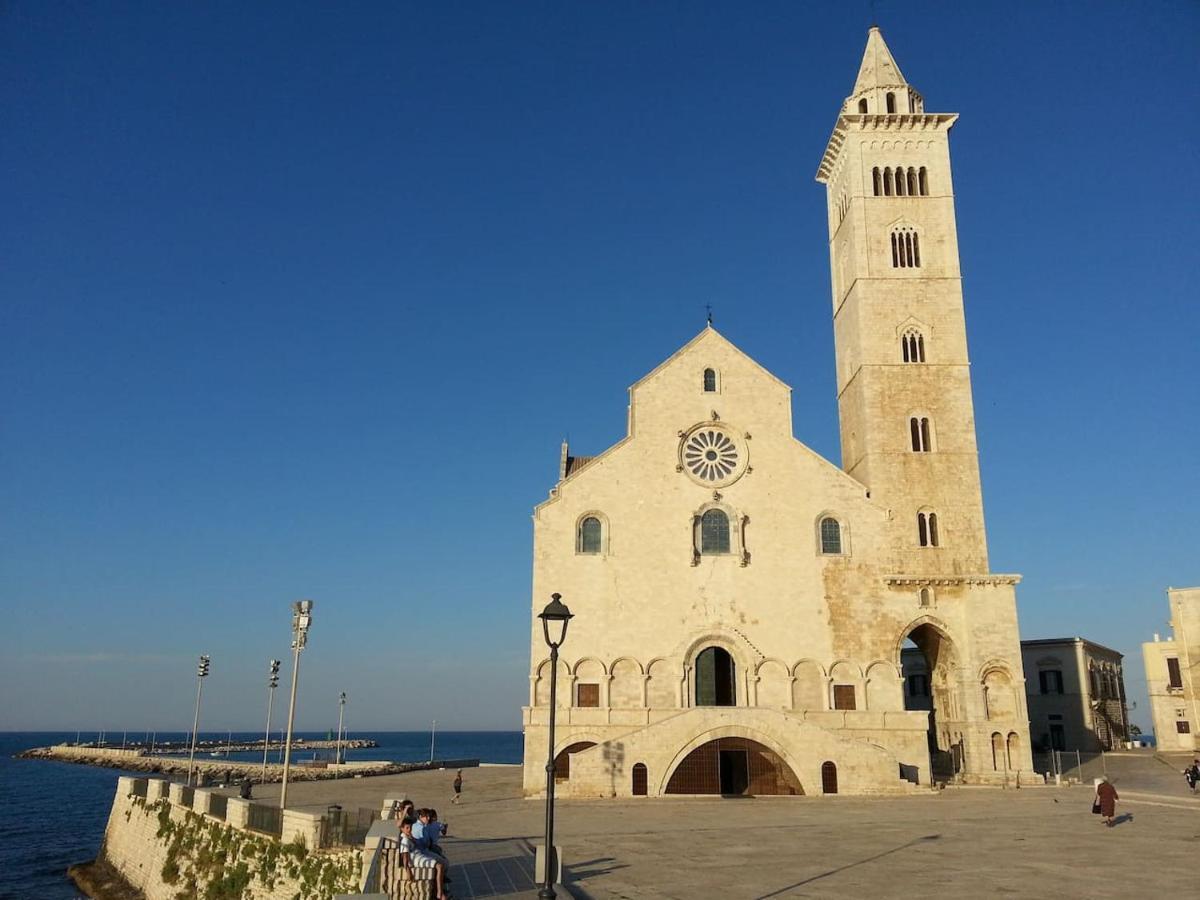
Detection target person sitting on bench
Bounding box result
[399,817,448,900]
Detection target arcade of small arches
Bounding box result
[872,166,929,197]
[530,643,1023,724]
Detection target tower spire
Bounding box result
[841,27,923,117]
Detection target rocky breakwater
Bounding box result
[16,744,432,782]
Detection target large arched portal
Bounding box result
[899,621,964,782]
[695,647,736,707]
[664,738,802,796]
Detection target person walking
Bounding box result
[1184,759,1200,794]
[1094,776,1119,827]
[451,770,463,805]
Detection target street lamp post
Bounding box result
[334,692,346,776]
[186,655,211,786]
[429,720,437,763]
[537,593,573,900]
[279,600,313,810]
[262,660,281,783]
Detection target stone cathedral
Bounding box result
[523,28,1036,797]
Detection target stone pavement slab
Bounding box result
[246,763,1199,899]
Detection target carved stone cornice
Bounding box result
[883,574,1022,587]
[816,113,959,183]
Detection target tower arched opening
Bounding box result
[899,622,963,783]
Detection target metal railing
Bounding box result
[320,806,379,848]
[208,794,228,821]
[246,802,283,836]
[1032,749,1108,784]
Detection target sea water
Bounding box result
[0,730,522,899]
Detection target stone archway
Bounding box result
[695,647,736,707]
[553,741,597,782]
[664,737,802,796]
[897,618,964,781]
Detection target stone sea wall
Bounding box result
[78,776,362,900]
[18,744,416,783]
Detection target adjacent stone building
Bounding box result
[1017,638,1129,752]
[522,27,1037,797]
[1142,587,1200,751]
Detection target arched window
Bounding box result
[919,167,928,195]
[918,511,940,547]
[919,587,934,607]
[858,98,868,114]
[901,328,925,363]
[819,517,842,555]
[703,368,717,392]
[578,516,603,554]
[886,92,896,114]
[891,227,921,268]
[883,168,894,196]
[910,416,932,452]
[700,509,730,554]
[895,167,906,196]
[907,168,918,195]
[872,167,882,196]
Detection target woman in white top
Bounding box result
[400,818,449,900]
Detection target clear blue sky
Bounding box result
[2,2,1197,735]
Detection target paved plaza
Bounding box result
[248,753,1200,899]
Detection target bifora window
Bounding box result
[910,416,932,452]
[700,509,731,554]
[819,517,842,554]
[917,511,939,547]
[578,516,602,554]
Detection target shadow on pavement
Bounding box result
[753,834,942,899]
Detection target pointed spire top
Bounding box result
[841,27,924,117]
[853,27,907,94]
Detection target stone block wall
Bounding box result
[99,776,361,900]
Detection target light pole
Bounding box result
[279,600,313,810]
[538,593,573,900]
[430,720,437,763]
[334,691,346,776]
[186,655,211,786]
[262,659,281,783]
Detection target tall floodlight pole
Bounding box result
[279,600,313,810]
[538,594,573,900]
[261,659,281,783]
[186,655,211,786]
[334,692,346,776]
[430,720,437,763]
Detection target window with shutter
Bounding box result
[833,684,856,710]
[576,684,600,708]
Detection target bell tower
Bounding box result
[816,27,989,574]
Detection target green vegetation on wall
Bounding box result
[130,796,361,900]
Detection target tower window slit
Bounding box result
[910,417,921,451]
[919,167,928,195]
[858,98,868,114]
[891,233,899,267]
[908,168,918,195]
[912,233,920,267]
[884,169,894,196]
[873,167,882,196]
[896,168,906,196]
[921,417,931,451]
[886,92,896,114]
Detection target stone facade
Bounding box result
[1017,638,1129,752]
[522,28,1037,798]
[1142,587,1200,751]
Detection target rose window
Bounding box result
[683,429,739,482]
